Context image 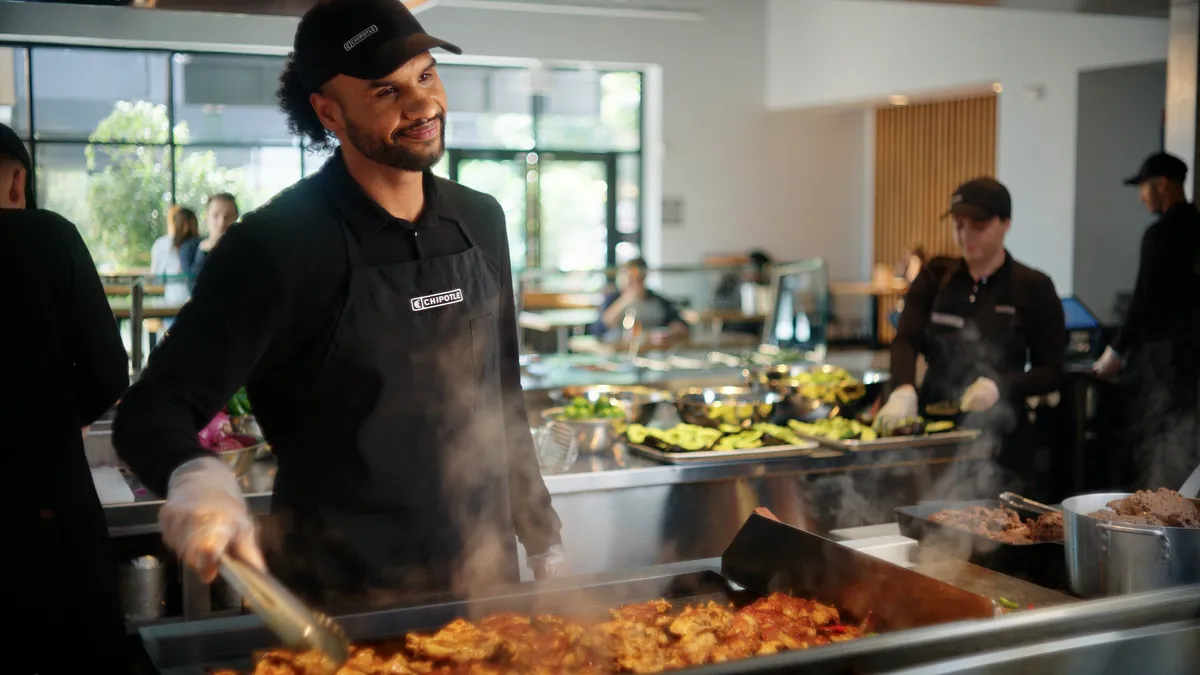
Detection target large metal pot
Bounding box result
[1062,492,1200,598]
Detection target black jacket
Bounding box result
[1,208,131,673]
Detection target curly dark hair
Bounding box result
[278,54,337,153]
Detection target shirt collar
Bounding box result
[954,250,1013,284]
[318,149,462,239]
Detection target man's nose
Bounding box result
[402,93,441,120]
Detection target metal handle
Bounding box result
[1096,521,1172,564]
[999,491,1060,514]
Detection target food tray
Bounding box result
[895,499,1069,591]
[624,439,823,464]
[795,428,981,452]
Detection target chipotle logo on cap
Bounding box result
[344,25,379,51]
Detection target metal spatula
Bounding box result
[218,556,350,673]
[1178,463,1200,499]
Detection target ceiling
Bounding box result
[824,0,1170,19]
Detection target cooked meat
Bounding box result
[928,505,1032,543]
[407,618,503,663]
[1090,489,1200,528]
[1029,511,1064,542]
[248,593,864,675]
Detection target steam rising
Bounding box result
[1122,342,1200,491]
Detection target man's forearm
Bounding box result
[114,385,212,496]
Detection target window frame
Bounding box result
[2,42,644,272]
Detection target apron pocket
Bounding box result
[470,314,500,414]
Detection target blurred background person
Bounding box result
[191,192,239,289]
[151,205,200,311]
[890,243,928,328]
[711,250,773,336]
[1093,152,1200,489]
[591,257,689,343]
[2,124,132,672]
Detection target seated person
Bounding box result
[590,258,689,341]
[711,250,773,336]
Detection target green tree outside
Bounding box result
[83,100,246,269]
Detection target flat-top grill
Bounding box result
[142,513,1002,674]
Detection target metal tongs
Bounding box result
[999,491,1060,515]
[218,555,350,673]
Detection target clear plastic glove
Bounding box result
[876,385,918,429]
[1092,346,1122,378]
[528,544,570,581]
[960,377,1000,412]
[159,456,265,583]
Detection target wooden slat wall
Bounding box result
[874,94,998,342]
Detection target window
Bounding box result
[0,47,29,136]
[10,41,644,274]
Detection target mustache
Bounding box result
[393,113,445,140]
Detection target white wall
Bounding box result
[766,0,1169,295]
[0,0,873,283]
[1073,62,1166,322]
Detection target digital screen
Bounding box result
[1062,296,1100,331]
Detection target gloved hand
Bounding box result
[1092,346,1122,378]
[528,544,570,581]
[159,456,265,583]
[960,377,1000,412]
[875,385,918,429]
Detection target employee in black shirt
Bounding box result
[2,124,132,673]
[1093,152,1200,488]
[114,0,565,603]
[877,178,1066,491]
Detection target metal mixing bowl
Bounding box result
[555,385,674,425]
[541,407,618,455]
[674,387,783,428]
[745,364,888,422]
[213,434,265,478]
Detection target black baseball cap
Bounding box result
[0,122,35,209]
[944,177,1011,221]
[1123,152,1188,186]
[292,0,462,94]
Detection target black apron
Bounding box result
[261,183,518,605]
[921,262,1038,493]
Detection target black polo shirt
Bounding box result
[1110,202,1200,359]
[113,152,562,555]
[891,252,1066,401]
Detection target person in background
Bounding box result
[1093,152,1200,489]
[890,244,928,328]
[877,178,1066,497]
[191,192,240,288]
[592,257,690,340]
[151,205,200,308]
[1,124,133,674]
[711,250,773,336]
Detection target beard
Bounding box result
[344,113,446,172]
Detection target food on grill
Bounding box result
[1088,488,1200,528]
[927,506,1064,544]
[233,594,867,675]
[789,417,877,442]
[561,396,627,421]
[1029,510,1064,541]
[623,423,803,453]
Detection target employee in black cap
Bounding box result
[877,178,1066,494]
[1093,152,1200,488]
[2,122,132,672]
[115,0,566,603]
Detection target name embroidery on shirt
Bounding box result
[411,289,464,312]
[930,312,965,329]
[994,305,1016,315]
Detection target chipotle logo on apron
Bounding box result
[410,289,464,312]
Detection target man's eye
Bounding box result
[376,86,396,97]
[419,72,433,82]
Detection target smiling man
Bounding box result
[115,0,566,603]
